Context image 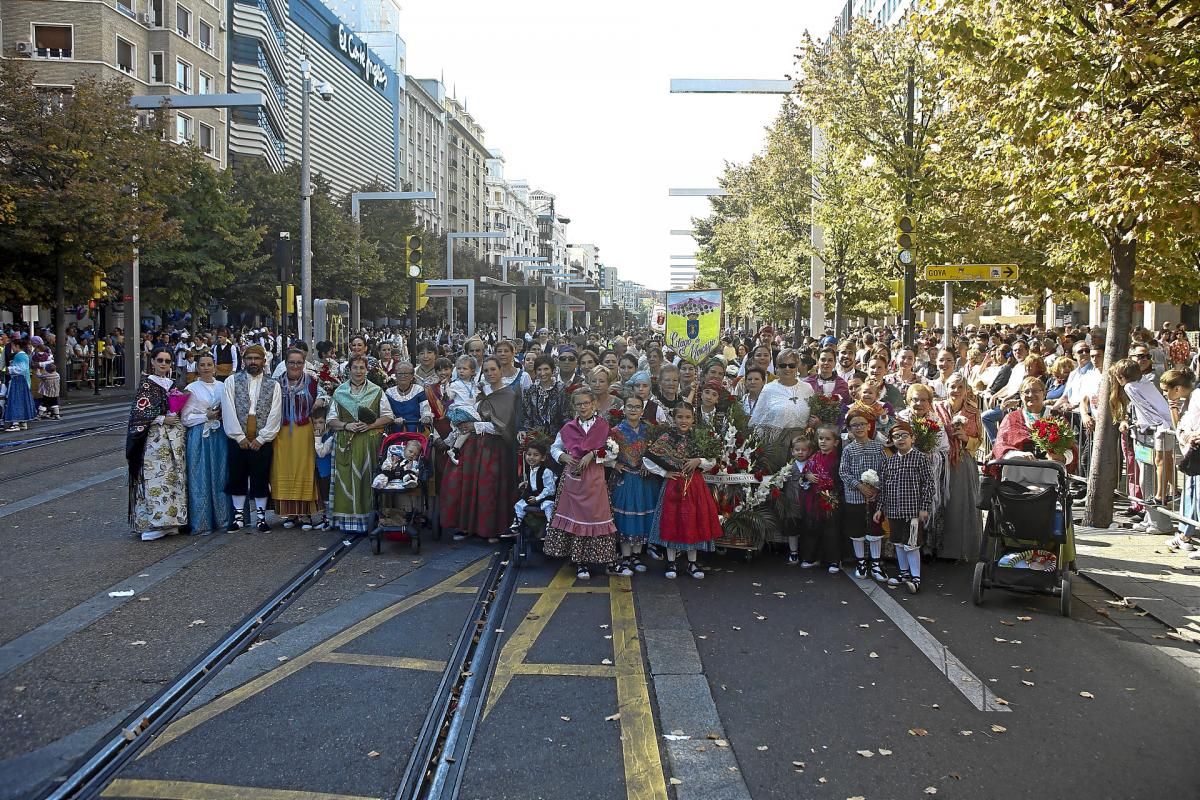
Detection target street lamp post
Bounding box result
[299,61,334,347]
[349,190,437,336]
[446,231,506,333]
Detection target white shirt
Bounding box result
[550,416,615,466]
[221,372,283,444]
[182,378,224,434]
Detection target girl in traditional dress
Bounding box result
[3,343,37,431]
[644,404,723,579]
[326,354,393,533]
[273,348,322,529]
[441,356,521,542]
[126,346,188,541]
[543,387,619,578]
[182,353,230,534]
[778,425,842,571]
[611,394,661,574]
[695,380,734,438]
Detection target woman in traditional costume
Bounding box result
[749,348,813,468]
[126,346,188,541]
[897,383,951,556]
[326,354,393,533]
[441,356,521,541]
[385,362,427,433]
[3,342,37,431]
[273,348,322,529]
[182,353,229,533]
[644,404,722,579]
[933,373,984,561]
[543,387,619,579]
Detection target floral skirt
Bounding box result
[134,423,188,533]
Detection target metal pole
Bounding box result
[125,247,140,388]
[446,234,456,333]
[93,305,101,396]
[902,63,916,347]
[409,276,417,365]
[943,282,953,351]
[300,61,314,349]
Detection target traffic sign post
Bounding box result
[924,264,1019,282]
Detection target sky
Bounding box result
[394,0,844,291]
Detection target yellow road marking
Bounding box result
[518,586,611,595]
[102,779,377,800]
[140,558,489,757]
[611,575,668,800]
[513,663,617,678]
[317,652,446,672]
[483,563,578,717]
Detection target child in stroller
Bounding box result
[374,438,425,529]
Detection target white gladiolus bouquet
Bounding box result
[861,468,881,488]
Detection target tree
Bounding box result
[0,62,182,381]
[924,0,1200,526]
[139,148,266,323]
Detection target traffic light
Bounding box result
[895,214,916,267]
[91,273,108,300]
[405,234,423,278]
[889,278,904,315]
[415,281,429,311]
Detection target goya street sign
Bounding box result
[925,264,1020,282]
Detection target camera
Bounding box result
[315,82,334,102]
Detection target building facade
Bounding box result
[484,152,539,273]
[227,0,402,197]
[445,95,487,254]
[2,0,227,168]
[405,77,446,233]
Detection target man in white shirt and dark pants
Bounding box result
[221,344,283,532]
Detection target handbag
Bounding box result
[1179,444,1200,477]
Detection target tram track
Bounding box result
[33,541,522,800]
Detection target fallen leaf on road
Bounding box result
[188,619,206,627]
[1016,615,1032,621]
[605,713,621,721]
[714,739,729,748]
[367,751,380,758]
[917,616,936,623]
[848,796,865,800]
[108,590,135,598]
[959,730,973,736]
[869,652,879,658]
[792,761,805,767]
[664,734,690,741]
[526,614,541,621]
[818,777,828,784]
[277,656,288,662]
[994,697,1009,706]
[754,614,766,620]
[601,658,613,665]
[129,641,147,646]
[732,626,742,630]
[752,582,762,587]
[878,748,892,756]
[908,728,928,736]
[756,745,769,751]
[1079,691,1094,699]
[859,623,870,628]
[697,635,707,639]
[991,724,1007,733]
[599,624,609,629]
[1022,680,1035,687]
[797,630,810,637]
[13,686,26,692]
[1000,620,1014,626]
[994,637,1008,643]
[560,716,571,721]
[775,591,787,597]
[856,749,874,758]
[669,778,683,786]
[925,788,938,795]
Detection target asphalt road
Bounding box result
[3,409,1198,799]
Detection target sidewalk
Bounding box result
[1074,524,1200,641]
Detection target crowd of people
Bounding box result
[13,312,1196,581]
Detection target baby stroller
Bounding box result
[369,431,438,555]
[972,458,1073,617]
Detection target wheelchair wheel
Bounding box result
[371,530,382,555]
[410,534,421,555]
[1059,570,1072,617]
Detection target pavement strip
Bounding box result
[0,534,234,678]
[636,578,753,800]
[0,466,125,519]
[847,573,1012,713]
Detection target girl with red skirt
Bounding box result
[644,404,723,579]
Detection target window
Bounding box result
[176,58,192,92]
[198,122,214,155]
[176,4,191,38]
[175,112,193,144]
[116,37,136,75]
[198,70,213,94]
[150,51,165,83]
[150,0,164,26]
[33,24,72,58]
[198,20,213,52]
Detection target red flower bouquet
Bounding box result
[807,393,841,424]
[1030,416,1075,458]
[911,417,942,454]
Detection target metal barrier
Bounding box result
[62,354,126,392]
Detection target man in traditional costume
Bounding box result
[221,344,283,532]
[213,329,239,378]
